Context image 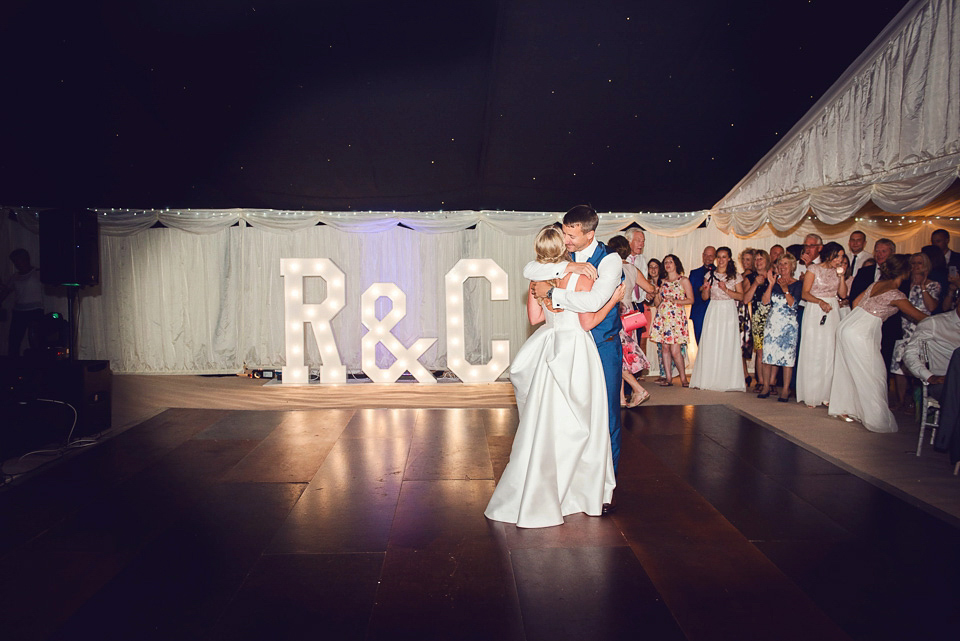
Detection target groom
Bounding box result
[526,205,646,482]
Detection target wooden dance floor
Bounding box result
[1,404,957,640]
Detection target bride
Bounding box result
[485,226,624,528]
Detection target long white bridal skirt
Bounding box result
[690,299,745,392]
[796,297,840,407]
[485,324,615,528]
[828,308,897,433]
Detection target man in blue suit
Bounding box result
[526,206,654,506]
[688,245,716,345]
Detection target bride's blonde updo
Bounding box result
[535,225,568,263]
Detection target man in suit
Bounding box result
[527,206,654,486]
[932,228,960,274]
[849,238,900,368]
[846,230,872,280]
[688,246,716,345]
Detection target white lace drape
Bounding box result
[712,0,960,235]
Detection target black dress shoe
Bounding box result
[757,392,770,399]
[602,502,617,515]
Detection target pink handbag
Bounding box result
[621,309,647,333]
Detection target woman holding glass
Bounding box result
[796,242,847,407]
[690,246,745,392]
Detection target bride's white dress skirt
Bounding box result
[828,307,898,433]
[690,299,745,392]
[485,311,615,528]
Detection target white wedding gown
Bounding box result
[484,273,615,528]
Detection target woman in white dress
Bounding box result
[485,226,625,528]
[829,255,927,432]
[796,242,847,407]
[690,246,746,392]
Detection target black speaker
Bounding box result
[39,209,100,287]
[0,358,112,455]
[40,359,112,438]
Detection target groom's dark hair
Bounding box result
[562,205,599,233]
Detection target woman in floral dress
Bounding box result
[759,252,802,401]
[743,250,771,392]
[650,254,694,387]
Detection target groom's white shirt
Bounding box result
[522,238,622,314]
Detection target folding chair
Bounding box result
[917,340,940,456]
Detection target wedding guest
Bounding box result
[932,228,960,273]
[792,234,823,279]
[738,248,757,387]
[625,229,649,345]
[609,235,651,407]
[0,249,44,357]
[645,258,665,380]
[690,246,745,391]
[769,244,785,266]
[626,228,648,278]
[847,230,872,279]
[850,239,895,300]
[805,233,824,258]
[650,254,693,387]
[650,257,686,382]
[759,252,802,401]
[640,258,663,353]
[688,246,716,344]
[944,269,960,313]
[921,244,949,311]
[796,242,847,407]
[903,301,960,402]
[849,239,900,369]
[889,252,939,410]
[743,250,772,392]
[838,254,852,317]
[829,254,926,432]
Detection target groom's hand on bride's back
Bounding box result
[566,262,598,280]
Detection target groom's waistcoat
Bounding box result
[584,241,624,344]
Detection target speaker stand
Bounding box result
[65,285,80,361]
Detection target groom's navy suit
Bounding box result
[523,240,625,472]
[583,242,625,472]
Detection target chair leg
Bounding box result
[917,422,925,456]
[955,460,959,476]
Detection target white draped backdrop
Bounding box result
[2,208,958,374]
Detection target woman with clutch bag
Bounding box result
[609,235,651,406]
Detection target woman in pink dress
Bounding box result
[796,242,847,407]
[829,254,927,433]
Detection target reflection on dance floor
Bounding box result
[0,405,956,640]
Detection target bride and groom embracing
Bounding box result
[484,205,638,529]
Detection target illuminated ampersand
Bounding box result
[445,259,510,383]
[361,283,437,383]
[280,258,346,384]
